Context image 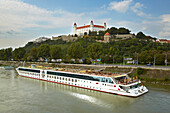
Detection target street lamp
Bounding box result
[165,54,167,66]
[123,55,124,66]
[134,52,138,66]
[136,53,138,66]
[154,54,156,67]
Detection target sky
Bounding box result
[0,0,170,49]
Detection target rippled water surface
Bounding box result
[0,70,170,113]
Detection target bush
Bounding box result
[136,67,144,75]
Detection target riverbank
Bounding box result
[0,61,170,85]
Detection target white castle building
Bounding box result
[73,21,106,36]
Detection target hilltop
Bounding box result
[0,26,170,66]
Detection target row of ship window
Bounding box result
[46,75,107,89]
[21,71,109,86]
[46,75,110,86]
[18,68,114,84]
[20,71,111,89]
[20,71,40,76]
[47,71,114,83]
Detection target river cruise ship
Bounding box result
[16,66,148,97]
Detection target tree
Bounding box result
[4,48,12,60]
[13,47,26,61]
[38,44,50,59]
[89,30,92,36]
[136,32,146,39]
[67,42,83,59]
[99,30,105,36]
[91,31,97,36]
[50,45,62,59]
[155,54,165,65]
[0,49,5,60]
[87,43,103,59]
[138,51,148,64]
[107,27,118,35]
[0,48,12,60]
[29,48,38,61]
[117,27,131,34]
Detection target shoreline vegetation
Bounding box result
[0,61,169,85]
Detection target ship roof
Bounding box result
[18,67,125,78]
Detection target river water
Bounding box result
[0,70,169,113]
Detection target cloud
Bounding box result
[0,0,111,48]
[0,0,86,34]
[131,2,152,18]
[6,30,19,35]
[159,14,170,38]
[108,0,152,19]
[109,0,132,13]
[113,14,170,39]
[160,14,170,23]
[0,0,110,34]
[101,4,106,9]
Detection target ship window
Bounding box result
[101,78,105,82]
[18,68,40,73]
[75,79,77,82]
[106,78,109,83]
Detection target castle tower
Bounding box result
[73,22,77,35]
[90,20,94,31]
[104,22,106,29]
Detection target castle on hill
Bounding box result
[73,21,106,36]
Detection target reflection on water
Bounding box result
[0,70,170,113]
[69,92,112,108]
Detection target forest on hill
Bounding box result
[0,37,170,65]
[0,26,170,65]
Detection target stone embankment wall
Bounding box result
[105,66,170,79]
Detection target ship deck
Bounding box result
[24,66,139,85]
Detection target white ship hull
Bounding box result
[16,67,148,97]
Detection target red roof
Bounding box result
[76,25,105,29]
[168,40,170,43]
[159,39,167,41]
[94,25,104,28]
[104,32,110,36]
[77,25,90,29]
